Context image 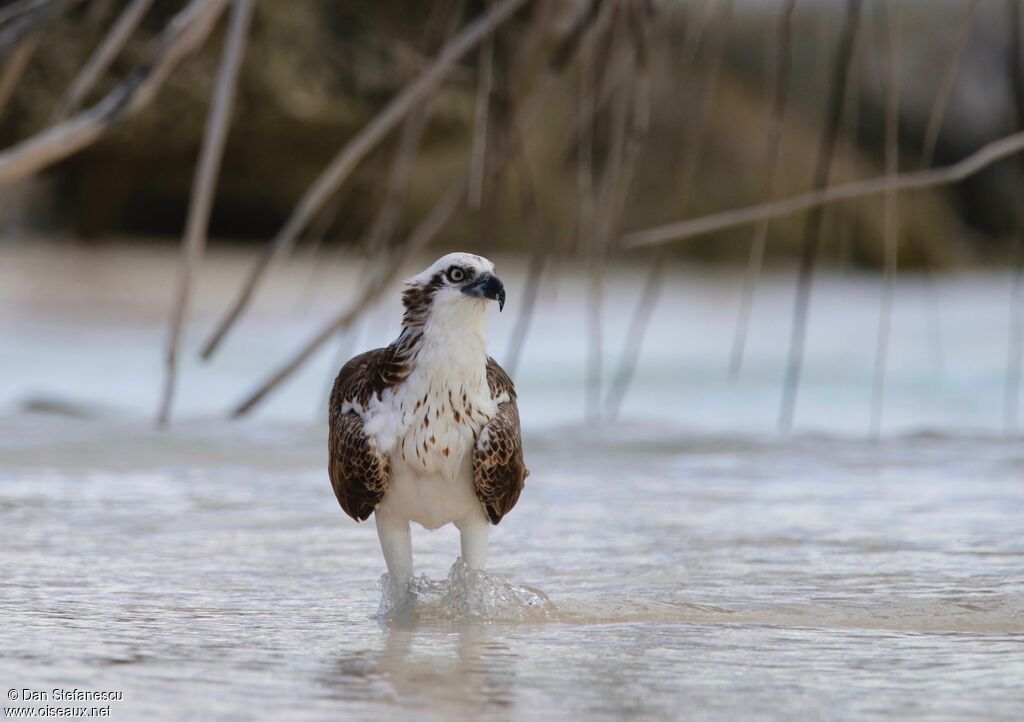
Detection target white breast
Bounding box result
[361,356,496,529]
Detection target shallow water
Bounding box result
[2,247,1023,719]
[2,418,1022,720]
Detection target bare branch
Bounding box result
[0,0,60,27]
[468,27,493,208]
[604,253,666,418]
[919,0,980,169]
[621,129,1024,250]
[52,0,156,122]
[504,146,548,377]
[157,0,254,426]
[360,0,466,257]
[578,7,600,421]
[777,0,862,433]
[228,70,562,419]
[0,0,232,184]
[604,0,709,420]
[729,0,795,381]
[199,0,532,361]
[0,33,38,116]
[230,173,470,419]
[1004,0,1024,434]
[870,0,901,440]
[0,0,82,57]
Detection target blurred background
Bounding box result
[2,0,1023,435]
[0,0,1019,259]
[4,3,1024,720]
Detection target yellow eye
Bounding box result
[447,267,466,283]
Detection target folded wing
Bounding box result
[472,358,529,524]
[327,349,395,521]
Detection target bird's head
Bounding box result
[401,253,505,331]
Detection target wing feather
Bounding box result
[328,349,393,521]
[473,358,529,524]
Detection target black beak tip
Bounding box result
[463,272,506,310]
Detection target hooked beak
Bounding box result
[462,272,506,311]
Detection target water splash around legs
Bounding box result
[377,558,557,623]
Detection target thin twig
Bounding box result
[231,174,470,418]
[729,0,795,381]
[1007,242,1024,435]
[360,0,465,258]
[604,251,666,419]
[0,0,59,27]
[600,1,654,420]
[834,14,864,276]
[229,66,566,419]
[550,0,604,71]
[504,152,548,377]
[158,0,254,426]
[914,0,979,380]
[292,198,347,314]
[620,129,1024,250]
[1004,0,1024,435]
[778,0,862,433]
[870,0,900,440]
[228,0,620,419]
[920,0,980,169]
[0,0,82,58]
[468,17,493,208]
[199,0,531,361]
[0,0,232,184]
[52,0,156,122]
[299,0,465,311]
[0,33,38,116]
[679,0,733,217]
[604,0,709,419]
[578,7,600,421]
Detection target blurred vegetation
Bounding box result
[0,0,1020,268]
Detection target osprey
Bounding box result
[327,252,528,595]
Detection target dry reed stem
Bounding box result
[604,255,666,418]
[621,131,1024,248]
[679,0,733,216]
[158,0,254,426]
[920,0,980,169]
[578,7,600,421]
[833,12,865,276]
[0,0,81,57]
[468,23,494,209]
[728,0,795,381]
[870,0,900,440]
[0,33,38,116]
[360,0,466,259]
[0,0,60,27]
[230,174,470,418]
[199,0,531,361]
[777,0,861,433]
[604,0,715,419]
[913,0,979,381]
[228,73,565,418]
[0,0,231,183]
[1004,0,1024,434]
[598,3,653,420]
[504,151,549,377]
[52,0,155,121]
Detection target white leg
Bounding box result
[455,510,489,570]
[375,510,412,590]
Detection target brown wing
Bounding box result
[327,349,396,522]
[472,358,529,524]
